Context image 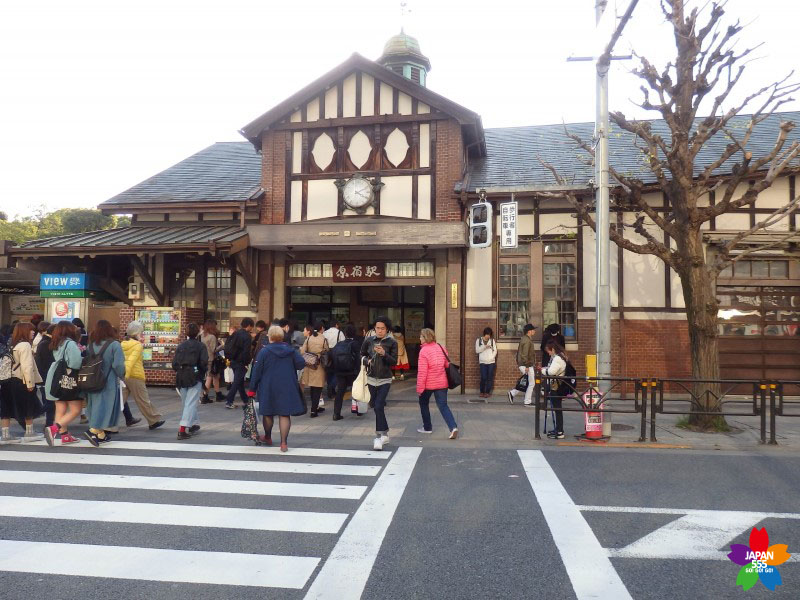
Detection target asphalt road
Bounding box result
[0,433,798,599]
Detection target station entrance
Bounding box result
[287,285,433,368]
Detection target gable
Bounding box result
[239,53,485,156]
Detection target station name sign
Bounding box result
[332,263,385,283]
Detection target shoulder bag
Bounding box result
[437,344,462,390]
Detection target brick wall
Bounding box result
[462,317,692,393]
[260,131,286,225]
[434,119,464,222]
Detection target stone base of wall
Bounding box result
[463,316,692,393]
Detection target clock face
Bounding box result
[343,177,373,209]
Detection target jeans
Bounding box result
[39,386,55,427]
[225,363,248,406]
[334,373,355,417]
[326,369,337,399]
[479,363,496,394]
[368,383,390,434]
[548,395,564,434]
[179,382,202,427]
[418,388,457,432]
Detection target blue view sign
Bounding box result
[40,273,87,290]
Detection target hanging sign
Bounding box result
[500,202,518,249]
[332,263,385,283]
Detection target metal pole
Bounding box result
[595,0,612,436]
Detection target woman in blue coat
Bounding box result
[248,325,305,452]
[84,320,126,447]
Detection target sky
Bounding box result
[1,0,798,219]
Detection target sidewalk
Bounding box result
[37,382,796,453]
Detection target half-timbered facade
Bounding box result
[2,31,799,389]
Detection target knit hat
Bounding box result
[126,321,144,337]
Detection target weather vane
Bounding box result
[400,2,411,32]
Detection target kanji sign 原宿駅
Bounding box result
[332,263,385,282]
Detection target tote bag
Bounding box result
[351,363,369,402]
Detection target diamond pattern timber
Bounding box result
[348,130,372,169]
[311,133,336,171]
[384,128,409,168]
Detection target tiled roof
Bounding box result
[99,142,261,206]
[15,225,246,250]
[467,111,800,192]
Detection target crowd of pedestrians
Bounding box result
[0,316,165,447]
[1,309,572,450]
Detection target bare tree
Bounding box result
[541,0,800,428]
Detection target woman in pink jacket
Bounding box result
[415,328,458,439]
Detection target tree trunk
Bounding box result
[679,235,726,429]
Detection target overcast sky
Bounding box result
[1,0,797,219]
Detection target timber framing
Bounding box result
[130,255,164,306]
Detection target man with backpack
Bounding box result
[223,318,254,409]
[330,323,361,421]
[172,322,208,440]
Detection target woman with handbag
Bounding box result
[121,321,164,430]
[200,320,225,403]
[1,322,44,444]
[43,321,84,446]
[83,320,126,447]
[300,321,329,418]
[538,339,568,439]
[415,328,458,439]
[248,325,306,452]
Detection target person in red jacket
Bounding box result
[415,328,458,439]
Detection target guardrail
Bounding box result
[532,376,646,442]
[531,376,799,445]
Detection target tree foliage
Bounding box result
[541,0,800,428]
[0,207,129,244]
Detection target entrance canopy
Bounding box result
[9,225,249,257]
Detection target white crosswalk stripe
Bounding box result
[0,441,420,593]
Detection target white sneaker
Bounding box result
[0,435,20,445]
[449,428,459,440]
[373,436,383,451]
[380,434,389,446]
[20,433,44,444]
[416,428,433,434]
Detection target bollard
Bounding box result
[759,384,766,445]
[649,380,658,442]
[638,381,647,442]
[769,384,778,445]
[534,378,541,440]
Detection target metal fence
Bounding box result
[532,376,798,445]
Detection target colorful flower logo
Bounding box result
[728,527,791,591]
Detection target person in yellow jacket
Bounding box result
[121,321,165,430]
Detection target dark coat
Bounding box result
[249,342,305,416]
[541,332,566,365]
[224,328,252,366]
[360,335,398,380]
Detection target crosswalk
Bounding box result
[0,440,421,597]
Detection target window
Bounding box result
[384,262,434,277]
[719,259,789,279]
[499,263,530,338]
[171,268,196,308]
[542,241,577,338]
[207,267,231,332]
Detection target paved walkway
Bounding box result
[56,379,798,453]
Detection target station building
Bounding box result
[2,32,799,388]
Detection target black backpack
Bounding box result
[331,339,358,374]
[562,359,577,395]
[173,340,203,388]
[77,340,113,393]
